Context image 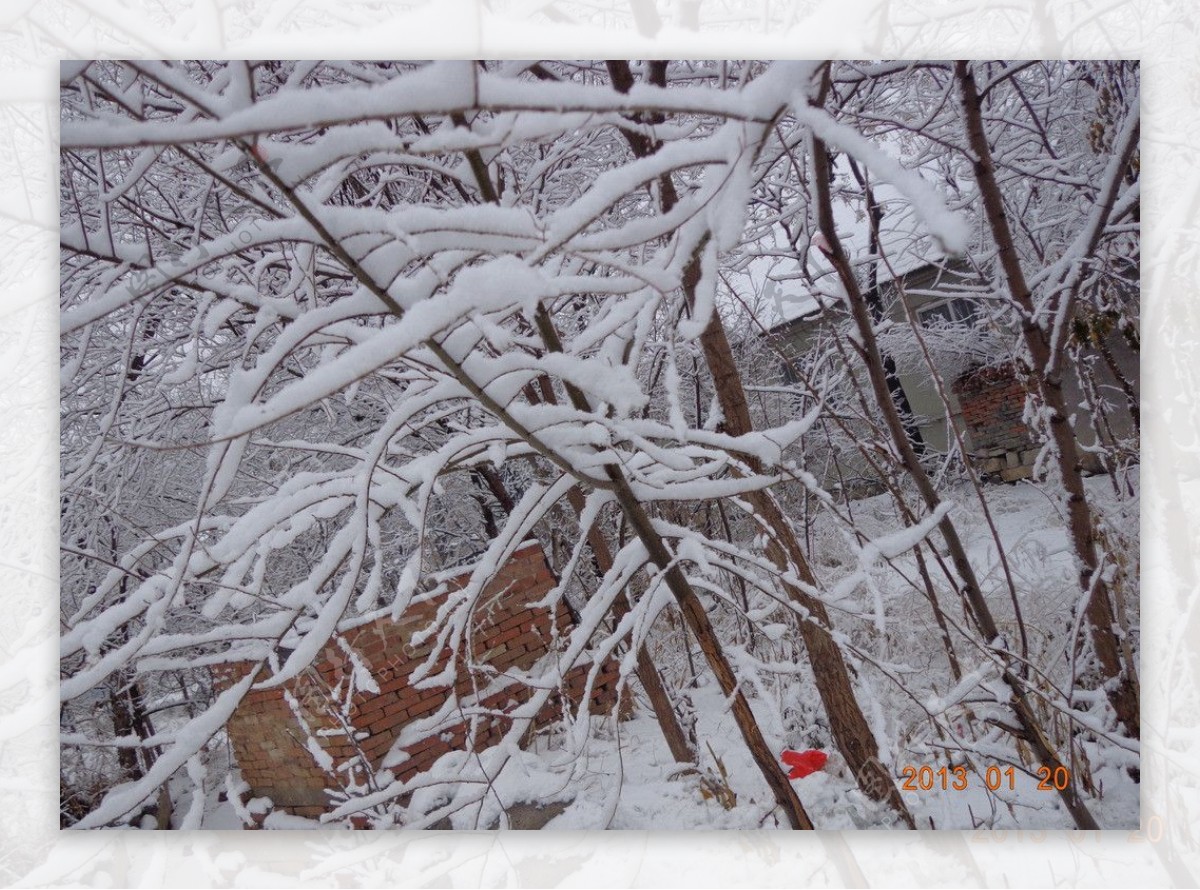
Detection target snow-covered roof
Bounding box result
[752,164,964,331]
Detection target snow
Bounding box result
[74,670,259,829]
[796,104,971,257]
[59,60,1140,835]
[61,62,809,152]
[157,473,1137,831]
[857,500,954,563]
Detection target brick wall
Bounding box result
[952,363,1039,481]
[213,541,622,821]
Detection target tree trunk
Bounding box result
[698,309,915,826]
[533,307,814,829]
[607,59,915,827]
[956,61,1139,740]
[109,682,146,781]
[564,484,698,766]
[602,462,815,828]
[808,106,1101,829]
[467,391,696,766]
[850,155,927,453]
[517,371,697,765]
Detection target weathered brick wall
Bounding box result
[214,541,622,821]
[952,363,1039,481]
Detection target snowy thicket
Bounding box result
[59,60,1139,829]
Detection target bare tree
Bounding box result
[59,59,1138,831]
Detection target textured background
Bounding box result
[8,2,1197,885]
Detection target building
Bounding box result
[767,259,1139,485]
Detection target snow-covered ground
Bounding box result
[197,470,1139,831]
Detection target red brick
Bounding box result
[214,542,624,821]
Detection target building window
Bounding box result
[918,297,980,328]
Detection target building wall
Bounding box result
[1059,321,1140,458]
[213,541,622,822]
[770,308,887,497]
[951,362,1040,480]
[880,261,977,455]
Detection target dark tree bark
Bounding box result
[956,61,1140,741]
[533,307,814,829]
[808,92,1102,828]
[450,116,700,769]
[847,155,927,453]
[604,57,916,828]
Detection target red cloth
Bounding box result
[781,749,827,779]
